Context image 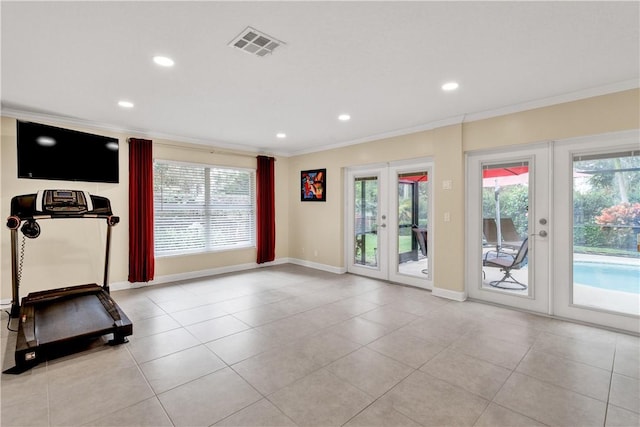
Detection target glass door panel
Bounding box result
[572,151,640,316]
[481,161,530,295]
[395,170,430,282]
[353,176,380,268]
[397,180,416,264]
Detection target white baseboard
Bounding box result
[288,258,347,274]
[110,258,290,291]
[432,286,467,302]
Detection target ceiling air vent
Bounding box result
[228,26,284,57]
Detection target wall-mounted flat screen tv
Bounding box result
[17,120,119,183]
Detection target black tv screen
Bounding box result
[17,120,119,183]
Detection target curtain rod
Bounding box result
[127,139,275,159]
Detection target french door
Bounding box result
[467,131,639,334]
[553,131,639,333]
[346,159,434,289]
[466,143,551,313]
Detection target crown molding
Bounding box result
[463,79,639,123]
[0,106,290,157]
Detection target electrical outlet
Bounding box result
[444,212,451,222]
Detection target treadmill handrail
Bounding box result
[10,213,117,221]
[8,214,120,227]
[8,191,115,220]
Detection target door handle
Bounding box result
[531,230,547,237]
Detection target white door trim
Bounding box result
[553,129,640,333]
[345,158,434,287]
[388,159,434,289]
[345,165,388,280]
[465,142,551,314]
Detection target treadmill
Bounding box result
[4,189,133,374]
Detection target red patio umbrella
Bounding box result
[482,166,529,179]
[482,165,529,251]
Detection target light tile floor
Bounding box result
[1,264,639,427]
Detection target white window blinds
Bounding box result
[153,160,256,257]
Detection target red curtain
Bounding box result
[128,138,155,282]
[256,155,276,263]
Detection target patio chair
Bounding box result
[500,218,524,250]
[412,225,428,275]
[483,237,529,289]
[483,218,497,245]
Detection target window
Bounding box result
[153,160,256,256]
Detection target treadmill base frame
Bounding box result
[4,284,133,375]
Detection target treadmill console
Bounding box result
[38,190,92,214]
[8,190,114,219]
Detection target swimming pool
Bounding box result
[573,262,640,294]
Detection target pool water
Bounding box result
[573,262,640,294]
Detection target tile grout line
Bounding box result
[602,345,617,426]
[128,341,178,427]
[473,337,547,426]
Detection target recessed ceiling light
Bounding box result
[153,56,174,67]
[118,100,134,108]
[276,133,287,139]
[338,114,351,121]
[442,82,459,91]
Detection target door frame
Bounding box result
[465,142,551,314]
[345,158,434,288]
[387,159,434,289]
[345,164,389,280]
[553,130,640,333]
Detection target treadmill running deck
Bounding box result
[6,284,132,374]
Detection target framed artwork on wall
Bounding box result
[301,168,326,201]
